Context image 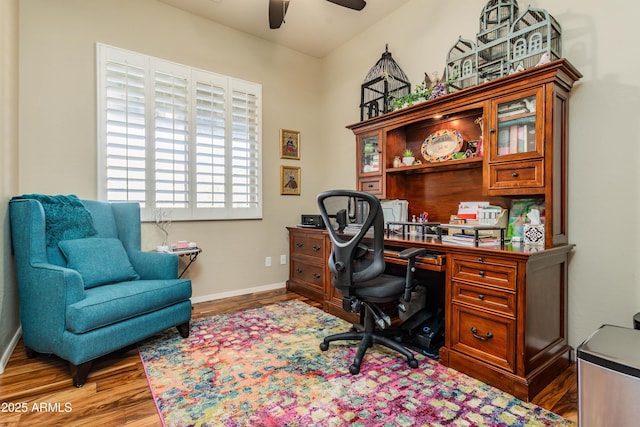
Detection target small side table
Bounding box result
[171,247,202,278]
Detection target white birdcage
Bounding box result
[446,37,478,91]
[446,0,562,91]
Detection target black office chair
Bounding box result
[317,190,427,374]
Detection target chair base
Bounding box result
[177,321,190,338]
[71,361,93,387]
[26,321,192,388]
[319,308,418,374]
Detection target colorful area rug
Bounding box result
[139,300,574,426]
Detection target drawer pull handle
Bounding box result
[312,245,321,252]
[471,327,493,341]
[368,184,374,188]
[312,273,321,279]
[512,172,519,178]
[478,294,485,301]
[296,242,303,248]
[477,257,484,263]
[478,271,485,277]
[295,268,303,273]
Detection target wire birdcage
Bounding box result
[360,45,410,121]
[446,0,562,91]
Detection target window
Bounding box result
[97,44,262,221]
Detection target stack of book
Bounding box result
[440,233,501,247]
[170,241,197,252]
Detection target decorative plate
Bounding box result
[421,129,464,162]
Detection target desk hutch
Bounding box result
[287,59,581,401]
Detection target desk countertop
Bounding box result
[288,225,574,259]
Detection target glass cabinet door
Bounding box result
[360,134,380,174]
[493,90,542,157]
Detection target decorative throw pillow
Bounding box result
[58,238,140,288]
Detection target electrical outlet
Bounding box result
[280,254,287,265]
[265,256,272,267]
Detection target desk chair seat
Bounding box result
[348,275,405,301]
[317,190,426,374]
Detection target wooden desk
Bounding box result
[286,226,572,401]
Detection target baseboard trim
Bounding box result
[0,326,22,374]
[190,282,286,305]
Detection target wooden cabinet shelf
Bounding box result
[497,112,536,124]
[387,157,482,175]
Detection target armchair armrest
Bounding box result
[29,262,85,305]
[128,251,179,280]
[20,263,85,349]
[399,248,428,302]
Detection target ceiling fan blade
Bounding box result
[326,0,366,11]
[269,0,290,29]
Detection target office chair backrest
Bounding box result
[317,190,386,295]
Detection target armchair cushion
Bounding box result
[58,238,140,288]
[66,279,192,333]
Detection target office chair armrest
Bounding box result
[399,248,427,302]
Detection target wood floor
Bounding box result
[0,289,577,426]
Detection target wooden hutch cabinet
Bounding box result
[287,59,581,401]
[356,131,385,197]
[349,59,580,248]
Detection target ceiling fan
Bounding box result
[269,0,367,29]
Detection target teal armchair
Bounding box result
[9,196,192,387]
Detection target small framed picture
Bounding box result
[280,166,301,195]
[280,129,300,160]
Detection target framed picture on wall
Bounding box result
[280,165,301,195]
[280,129,300,160]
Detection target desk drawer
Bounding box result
[292,234,326,259]
[359,177,382,195]
[488,159,544,190]
[451,304,515,372]
[384,250,446,273]
[452,281,515,316]
[451,255,517,290]
[291,259,325,291]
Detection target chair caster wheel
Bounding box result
[408,359,418,369]
[349,364,360,375]
[319,342,329,351]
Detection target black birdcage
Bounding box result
[360,45,410,121]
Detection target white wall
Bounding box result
[13,0,640,352]
[322,0,640,347]
[18,0,325,302]
[0,0,20,372]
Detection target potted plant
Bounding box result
[402,148,415,166]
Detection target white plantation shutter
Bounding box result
[102,54,147,205]
[97,44,262,220]
[231,88,260,209]
[154,68,189,209]
[194,79,226,209]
